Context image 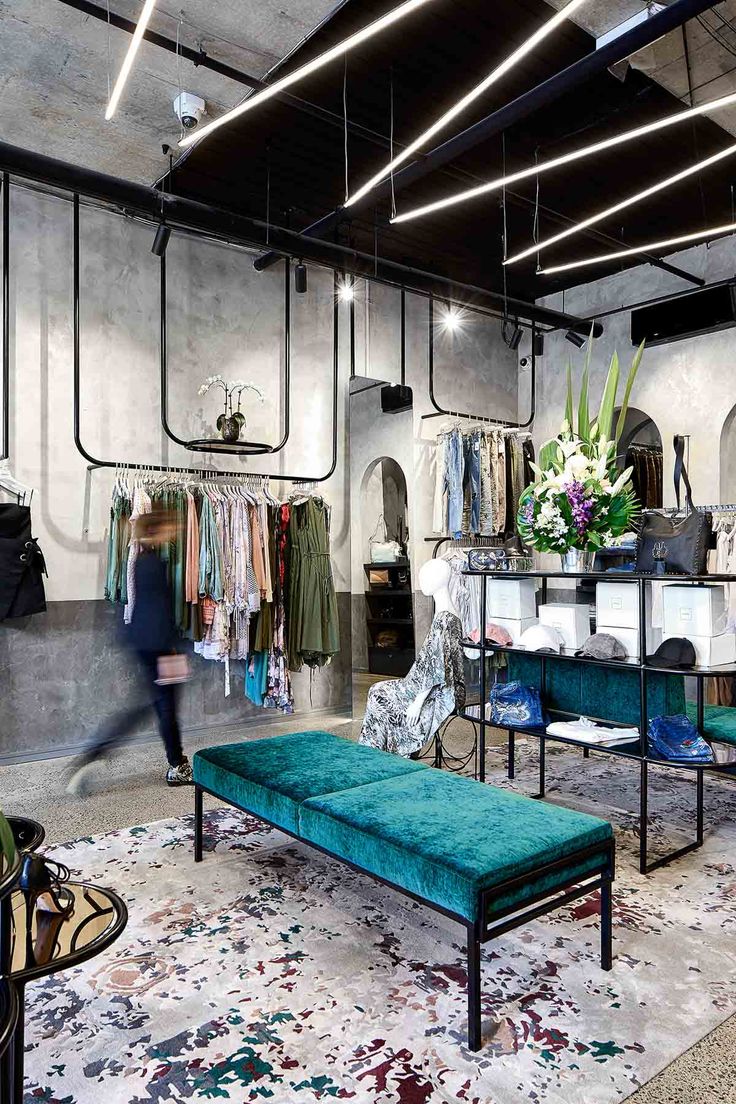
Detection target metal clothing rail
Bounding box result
[73,192,339,485]
[421,297,535,428]
[1,173,8,462]
[159,252,290,457]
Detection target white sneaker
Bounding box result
[166,758,193,787]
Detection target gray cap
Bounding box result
[576,633,627,661]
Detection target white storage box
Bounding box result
[603,625,662,659]
[487,578,537,620]
[596,580,651,630]
[489,616,538,645]
[539,603,590,651]
[663,631,736,668]
[662,584,727,638]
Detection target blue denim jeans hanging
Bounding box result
[446,428,465,538]
[462,429,481,534]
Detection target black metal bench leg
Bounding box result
[194,785,203,862]
[600,876,613,971]
[508,730,515,779]
[467,930,482,1051]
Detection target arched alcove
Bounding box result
[614,406,663,509]
[360,455,409,560]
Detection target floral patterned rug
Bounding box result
[23,741,736,1104]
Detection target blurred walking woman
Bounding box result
[67,504,193,794]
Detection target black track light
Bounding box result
[295,261,308,294]
[565,330,586,348]
[503,319,523,351]
[151,222,171,257]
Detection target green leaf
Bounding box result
[577,333,593,444]
[564,362,574,435]
[539,439,558,472]
[0,811,15,865]
[598,350,620,441]
[614,339,645,444]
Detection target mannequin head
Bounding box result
[418,558,452,597]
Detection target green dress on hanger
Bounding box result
[287,495,339,671]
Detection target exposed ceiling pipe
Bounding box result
[0,138,599,335]
[254,0,722,270]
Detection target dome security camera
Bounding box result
[174,92,206,131]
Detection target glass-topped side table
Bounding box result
[6,818,45,855]
[3,881,127,1103]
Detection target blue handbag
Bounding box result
[648,714,713,763]
[489,681,544,728]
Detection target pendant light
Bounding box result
[345,0,589,210]
[179,0,436,150]
[105,0,158,120]
[504,142,736,266]
[390,89,736,226]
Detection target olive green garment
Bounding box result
[287,496,340,671]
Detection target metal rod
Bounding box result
[257,0,722,260]
[639,757,648,876]
[73,193,339,482]
[159,254,291,456]
[1,172,7,462]
[0,139,593,335]
[400,286,406,387]
[424,297,536,427]
[479,577,487,783]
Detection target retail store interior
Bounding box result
[6,0,736,1100]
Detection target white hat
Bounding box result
[518,624,564,653]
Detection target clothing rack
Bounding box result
[1,172,8,463]
[73,192,339,486]
[421,297,536,428]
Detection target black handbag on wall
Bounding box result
[635,436,712,576]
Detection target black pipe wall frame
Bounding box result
[159,252,291,458]
[1,173,8,462]
[421,298,535,428]
[72,195,339,484]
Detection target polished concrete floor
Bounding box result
[1,710,733,1103]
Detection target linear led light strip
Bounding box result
[344,0,588,209]
[391,89,736,225]
[105,0,158,120]
[503,141,736,266]
[178,0,436,149]
[539,220,736,274]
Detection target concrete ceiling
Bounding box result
[548,0,736,136]
[0,0,341,184]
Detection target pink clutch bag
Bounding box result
[156,654,191,686]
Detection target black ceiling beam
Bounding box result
[53,0,395,156]
[0,138,599,335]
[255,0,722,270]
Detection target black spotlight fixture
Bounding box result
[151,222,171,257]
[565,330,586,348]
[532,332,545,358]
[503,318,523,351]
[295,261,308,294]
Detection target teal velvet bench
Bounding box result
[193,730,615,1051]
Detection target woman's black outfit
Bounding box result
[85,550,184,767]
[0,504,46,621]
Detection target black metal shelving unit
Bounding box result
[462,568,736,875]
[364,560,415,676]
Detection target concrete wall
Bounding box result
[536,233,736,510]
[1,182,351,761]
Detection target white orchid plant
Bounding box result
[197,375,264,432]
[518,333,644,555]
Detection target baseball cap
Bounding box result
[518,624,563,653]
[576,633,627,661]
[648,637,696,670]
[486,623,514,646]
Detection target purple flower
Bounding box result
[523,501,535,525]
[565,480,595,537]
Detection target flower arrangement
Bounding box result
[198,376,264,443]
[518,335,644,561]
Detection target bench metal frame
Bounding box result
[194,782,615,1052]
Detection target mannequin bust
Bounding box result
[406,559,459,725]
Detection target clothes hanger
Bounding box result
[0,459,33,506]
